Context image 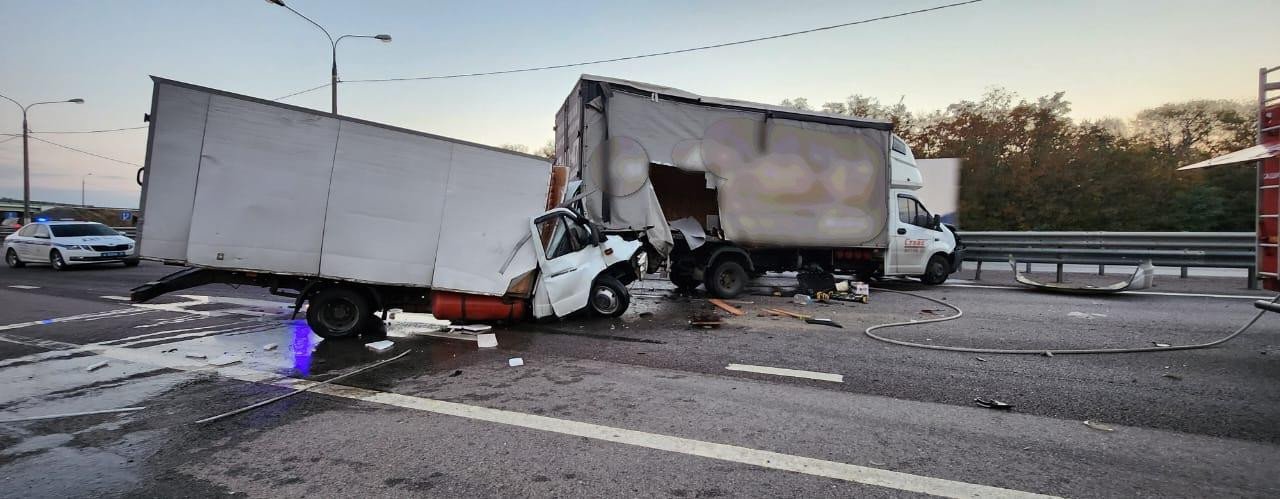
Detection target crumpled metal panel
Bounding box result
[1010,257,1155,294]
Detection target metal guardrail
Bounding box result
[0,226,136,239]
[956,231,1257,289]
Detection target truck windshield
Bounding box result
[49,224,119,237]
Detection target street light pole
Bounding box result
[0,94,84,223]
[81,173,93,207]
[266,0,391,115]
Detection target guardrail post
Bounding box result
[974,261,982,280]
[1180,266,1188,278]
[1025,262,1032,273]
[1248,267,1259,290]
[1098,264,1105,275]
[1056,263,1064,283]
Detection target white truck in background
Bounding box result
[553,75,961,298]
[130,78,646,339]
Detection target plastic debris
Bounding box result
[974,398,1013,410]
[1083,420,1115,432]
[449,370,462,377]
[1067,311,1107,319]
[1152,342,1171,347]
[459,324,492,332]
[184,353,207,359]
[792,294,812,305]
[208,354,242,366]
[365,340,395,353]
[975,357,988,362]
[476,333,498,348]
[805,318,843,328]
[508,357,524,367]
[1042,351,1054,357]
[262,343,278,351]
[85,361,109,372]
[1161,373,1183,380]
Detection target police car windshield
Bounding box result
[49,224,118,237]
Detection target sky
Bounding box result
[0,0,1275,209]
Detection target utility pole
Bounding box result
[0,93,84,223]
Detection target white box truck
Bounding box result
[553,75,961,298]
[131,78,646,338]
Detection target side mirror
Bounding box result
[591,222,607,244]
[932,214,941,229]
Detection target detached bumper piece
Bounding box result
[129,267,217,303]
[1009,256,1154,294]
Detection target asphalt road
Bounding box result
[1,261,1277,498]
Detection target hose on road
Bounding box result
[865,287,1279,355]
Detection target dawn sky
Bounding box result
[1,0,1275,208]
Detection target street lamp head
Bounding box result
[67,98,84,104]
[266,0,286,6]
[374,34,392,42]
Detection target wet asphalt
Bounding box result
[0,261,1277,498]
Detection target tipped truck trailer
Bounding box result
[553,75,960,298]
[132,78,644,338]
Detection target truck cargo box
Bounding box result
[138,78,550,297]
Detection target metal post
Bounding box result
[1180,266,1188,278]
[21,114,29,224]
[1055,263,1064,283]
[1025,262,1032,272]
[1098,264,1105,275]
[330,48,338,114]
[974,260,983,280]
[1249,267,1259,290]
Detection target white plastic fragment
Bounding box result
[508,357,524,367]
[366,340,395,353]
[476,334,498,348]
[85,361,109,372]
[185,353,207,359]
[459,324,492,332]
[262,343,278,351]
[208,355,242,366]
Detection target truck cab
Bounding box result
[885,134,962,284]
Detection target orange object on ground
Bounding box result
[431,291,527,322]
[708,298,745,316]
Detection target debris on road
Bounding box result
[184,352,207,359]
[805,318,843,328]
[1084,420,1116,432]
[208,354,242,367]
[708,298,745,316]
[458,324,493,332]
[365,340,395,353]
[195,350,411,424]
[1067,311,1108,319]
[476,333,498,348]
[85,361,109,372]
[262,343,278,351]
[1042,351,1054,357]
[508,357,525,367]
[975,357,988,362]
[1152,342,1171,347]
[1161,373,1183,381]
[0,406,146,424]
[1011,257,1155,294]
[449,370,462,377]
[974,398,1013,410]
[793,294,813,305]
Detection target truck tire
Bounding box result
[920,254,950,285]
[589,275,630,317]
[306,287,372,339]
[705,259,748,298]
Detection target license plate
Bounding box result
[102,252,126,257]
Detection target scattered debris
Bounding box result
[1042,351,1054,357]
[508,357,525,367]
[1152,342,1171,347]
[195,350,411,424]
[974,398,1013,410]
[1161,373,1183,381]
[975,357,988,362]
[476,333,498,348]
[804,318,843,328]
[1067,311,1107,319]
[868,460,886,466]
[0,406,146,424]
[365,340,395,353]
[449,370,462,377]
[459,324,492,332]
[762,308,811,320]
[689,312,722,328]
[708,298,745,316]
[85,361,109,372]
[262,343,278,351]
[1083,420,1115,432]
[162,348,177,353]
[208,354,243,367]
[184,352,207,359]
[792,294,812,306]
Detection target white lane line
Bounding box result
[98,321,254,346]
[100,295,131,301]
[940,283,1272,300]
[725,364,844,383]
[8,285,40,290]
[0,326,1058,499]
[0,308,152,332]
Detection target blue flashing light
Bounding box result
[35,217,48,222]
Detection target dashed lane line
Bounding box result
[726,363,844,383]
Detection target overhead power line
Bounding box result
[33,125,148,134]
[272,0,983,100]
[26,135,141,167]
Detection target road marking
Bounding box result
[100,295,131,301]
[940,283,1272,300]
[0,309,153,332]
[99,321,254,346]
[8,285,40,290]
[0,325,1058,499]
[726,363,844,383]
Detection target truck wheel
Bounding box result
[920,254,950,285]
[589,275,630,317]
[705,259,748,298]
[6,249,24,268]
[306,287,372,339]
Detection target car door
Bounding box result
[30,224,53,261]
[889,195,935,274]
[10,224,36,259]
[529,209,605,316]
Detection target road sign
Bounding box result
[122,211,132,221]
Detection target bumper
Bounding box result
[949,248,965,274]
[66,250,133,263]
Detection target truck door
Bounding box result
[529,209,606,316]
[889,194,935,275]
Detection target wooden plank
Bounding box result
[708,298,745,316]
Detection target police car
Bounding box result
[4,220,138,270]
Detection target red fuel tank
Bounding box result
[430,292,527,322]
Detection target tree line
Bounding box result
[781,90,1257,231]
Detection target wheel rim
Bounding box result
[6,251,15,265]
[318,299,359,332]
[592,285,620,314]
[718,269,739,291]
[51,253,62,268]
